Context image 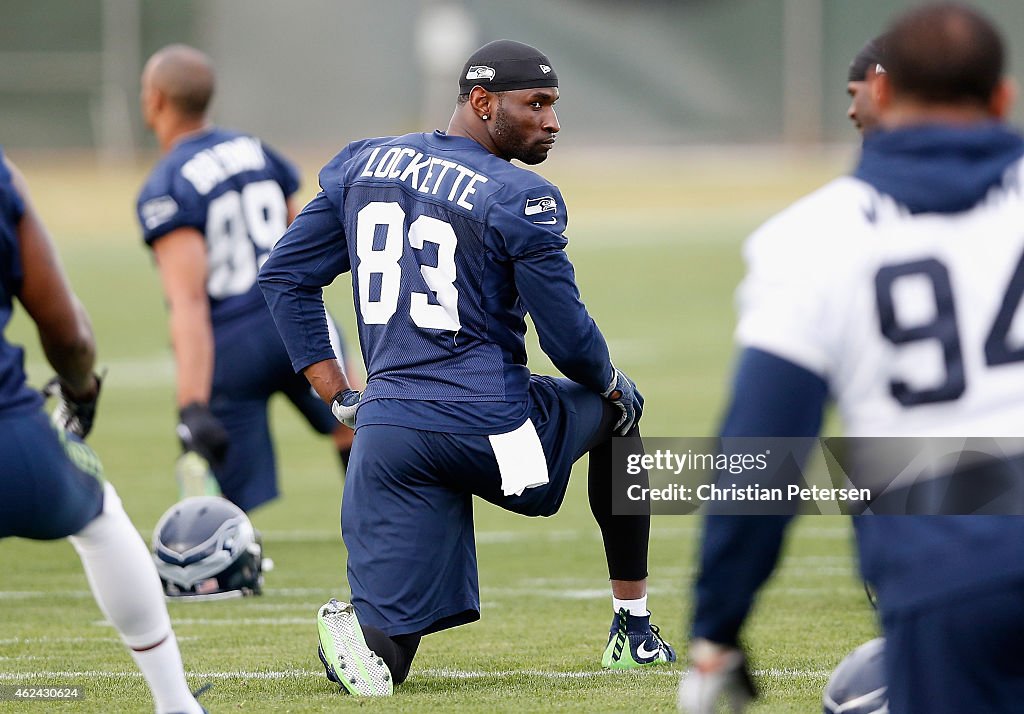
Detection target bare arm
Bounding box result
[302,357,352,404]
[151,227,214,408]
[8,158,97,398]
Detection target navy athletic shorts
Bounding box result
[342,375,609,637]
[0,409,104,540]
[209,307,345,511]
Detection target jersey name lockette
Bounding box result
[358,146,490,211]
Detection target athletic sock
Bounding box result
[69,482,201,714]
[613,595,649,618]
[130,635,203,714]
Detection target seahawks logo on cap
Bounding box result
[466,65,496,81]
[525,196,558,216]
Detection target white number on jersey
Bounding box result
[206,180,288,299]
[354,201,461,331]
[875,249,1024,406]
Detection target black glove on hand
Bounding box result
[43,373,103,439]
[177,402,229,467]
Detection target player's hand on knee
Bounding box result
[331,389,361,429]
[601,366,644,436]
[44,372,103,438]
[177,402,229,467]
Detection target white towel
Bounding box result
[488,418,550,497]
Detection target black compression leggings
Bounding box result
[586,401,651,582]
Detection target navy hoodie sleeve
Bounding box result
[692,347,827,645]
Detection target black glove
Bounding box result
[177,402,229,467]
[43,373,103,439]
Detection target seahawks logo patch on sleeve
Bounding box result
[524,196,557,216]
[141,195,180,230]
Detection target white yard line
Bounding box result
[0,591,91,600]
[3,579,846,608]
[419,667,831,680]
[420,667,678,680]
[0,590,337,601]
[92,618,312,627]
[264,587,339,597]
[0,670,311,681]
[0,667,829,681]
[0,637,197,645]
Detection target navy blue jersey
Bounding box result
[260,131,613,433]
[0,148,44,416]
[137,128,300,325]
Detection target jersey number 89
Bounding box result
[206,180,288,299]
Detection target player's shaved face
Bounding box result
[492,88,560,165]
[847,66,882,134]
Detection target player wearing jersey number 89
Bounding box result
[260,39,673,693]
[136,44,360,512]
[679,6,1024,714]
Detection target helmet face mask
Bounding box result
[152,496,264,599]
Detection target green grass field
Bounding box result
[0,148,878,713]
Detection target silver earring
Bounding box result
[481,114,489,120]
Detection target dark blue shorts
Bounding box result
[210,308,346,511]
[883,580,1024,713]
[0,409,104,540]
[342,376,610,637]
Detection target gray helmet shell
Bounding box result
[823,637,888,714]
[152,496,262,598]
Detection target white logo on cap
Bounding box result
[466,65,496,81]
[539,64,551,74]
